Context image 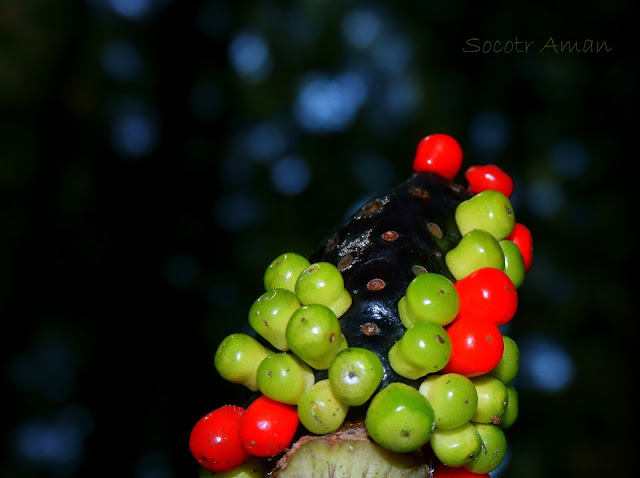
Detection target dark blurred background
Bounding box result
[1,1,636,477]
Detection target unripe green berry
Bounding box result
[248,288,301,351]
[429,421,483,466]
[264,252,311,293]
[445,229,505,281]
[365,382,435,453]
[499,239,526,289]
[286,304,348,370]
[295,262,352,317]
[328,347,383,406]
[397,272,459,328]
[214,333,272,391]
[487,335,519,384]
[470,376,508,425]
[499,384,518,429]
[419,373,478,429]
[388,321,452,380]
[256,352,315,404]
[455,189,515,240]
[198,456,270,478]
[297,379,349,434]
[463,423,508,474]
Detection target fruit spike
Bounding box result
[190,133,530,477]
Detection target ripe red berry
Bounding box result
[433,462,490,477]
[464,164,514,198]
[188,405,250,473]
[442,317,504,377]
[454,267,518,327]
[412,133,463,180]
[239,395,299,457]
[506,222,533,272]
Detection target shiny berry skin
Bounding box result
[238,395,299,457]
[445,229,505,281]
[397,272,460,328]
[297,379,349,434]
[442,317,504,377]
[499,239,526,289]
[286,304,348,370]
[295,262,352,317]
[419,373,478,430]
[365,382,436,453]
[328,347,383,406]
[248,288,301,351]
[189,405,250,473]
[506,222,533,272]
[256,352,315,405]
[470,376,508,425]
[499,384,519,429]
[454,267,518,327]
[455,190,515,240]
[264,252,311,293]
[214,334,273,391]
[464,164,514,198]
[463,423,507,474]
[412,133,463,180]
[432,462,489,477]
[487,335,519,384]
[197,457,269,478]
[429,421,483,466]
[388,321,452,380]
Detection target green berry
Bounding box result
[365,382,435,453]
[455,189,515,240]
[429,421,483,467]
[198,456,270,477]
[286,304,348,370]
[470,376,508,425]
[295,262,352,317]
[256,352,315,404]
[463,423,508,474]
[328,347,384,406]
[499,384,518,429]
[397,273,460,328]
[445,229,505,281]
[297,379,349,434]
[419,373,478,429]
[487,335,520,384]
[388,321,452,380]
[248,288,301,351]
[214,333,272,391]
[499,239,526,289]
[264,252,311,293]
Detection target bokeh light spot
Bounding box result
[246,122,288,163]
[109,99,160,158]
[342,8,382,50]
[549,138,589,180]
[11,337,75,401]
[100,39,142,82]
[525,177,565,218]
[108,0,153,19]
[293,72,368,133]
[469,110,510,158]
[518,335,575,393]
[270,156,311,195]
[213,193,264,231]
[229,30,273,83]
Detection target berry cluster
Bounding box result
[189,133,534,477]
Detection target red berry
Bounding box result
[433,462,490,477]
[189,405,250,473]
[506,222,533,272]
[464,164,514,198]
[412,133,463,180]
[239,395,299,457]
[454,267,518,327]
[442,317,504,377]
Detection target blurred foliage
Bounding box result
[0,1,636,477]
